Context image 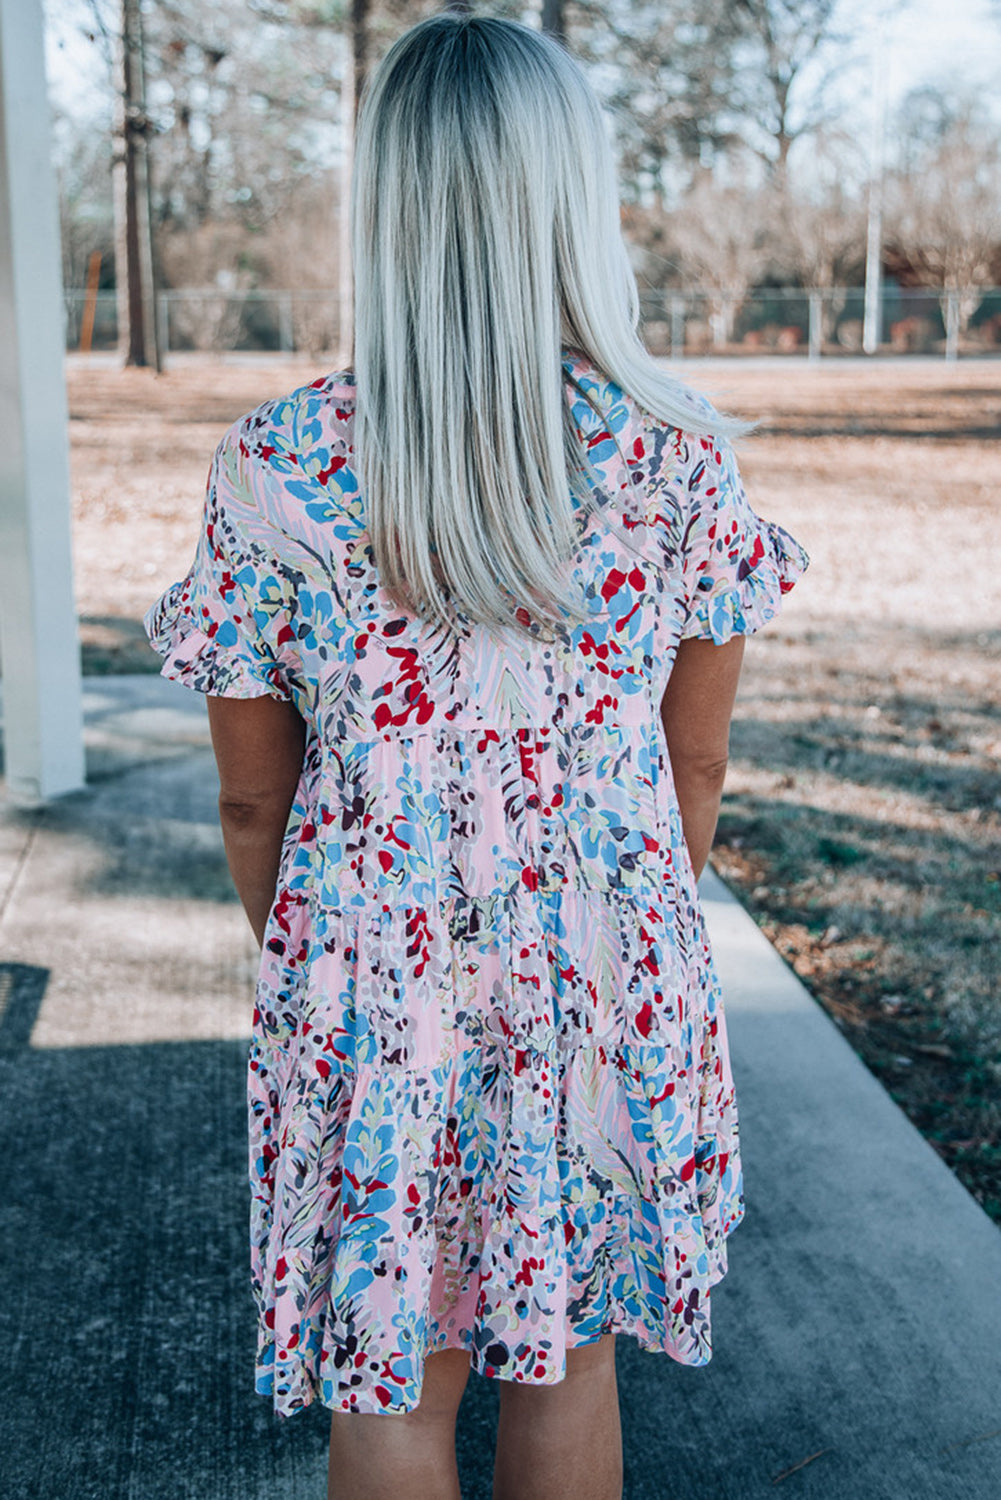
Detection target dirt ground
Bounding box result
[66,352,1001,1222]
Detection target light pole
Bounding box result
[862,21,888,356]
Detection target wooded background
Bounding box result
[49,0,1001,359]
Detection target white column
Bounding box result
[0,0,85,804]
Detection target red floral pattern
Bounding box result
[145,349,808,1416]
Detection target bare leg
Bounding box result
[327,1347,472,1500]
[492,1334,623,1500]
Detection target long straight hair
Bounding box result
[351,13,745,641]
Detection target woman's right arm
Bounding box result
[659,635,746,880]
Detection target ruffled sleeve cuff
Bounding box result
[143,581,289,700]
[682,521,810,645]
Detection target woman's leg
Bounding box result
[327,1347,472,1500]
[492,1334,623,1500]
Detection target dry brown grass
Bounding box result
[66,352,1001,1219]
[700,360,1001,1220]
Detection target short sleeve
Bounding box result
[143,424,293,701]
[680,435,809,644]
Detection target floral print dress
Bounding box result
[145,349,808,1418]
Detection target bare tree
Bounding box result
[53,111,115,294]
[143,1,347,237]
[773,129,867,337]
[886,91,1001,346]
[669,174,771,345]
[731,0,849,179]
[570,0,747,198]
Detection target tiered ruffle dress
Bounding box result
[145,349,808,1417]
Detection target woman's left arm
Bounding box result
[207,695,307,946]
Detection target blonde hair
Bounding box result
[351,13,743,641]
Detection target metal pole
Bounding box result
[944,291,959,361]
[156,289,169,361]
[78,249,102,352]
[863,24,887,355]
[808,290,822,363]
[670,296,685,359]
[279,291,294,354]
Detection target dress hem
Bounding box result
[254,1199,746,1419]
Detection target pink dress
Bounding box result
[145,349,808,1416]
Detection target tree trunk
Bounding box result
[710,292,738,348]
[338,69,354,366]
[352,0,369,123]
[339,0,370,365]
[112,0,159,369]
[541,0,566,43]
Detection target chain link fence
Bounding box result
[65,284,1001,360]
[638,286,1001,360]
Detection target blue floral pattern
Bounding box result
[145,350,808,1416]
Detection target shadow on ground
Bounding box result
[3,677,1001,1498]
[0,963,502,1499]
[79,615,164,677]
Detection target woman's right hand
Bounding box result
[659,635,746,880]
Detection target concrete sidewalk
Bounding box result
[1,676,999,1500]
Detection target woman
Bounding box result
[146,13,807,1500]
